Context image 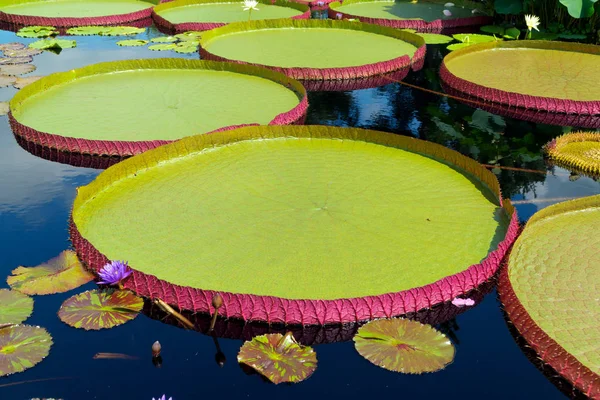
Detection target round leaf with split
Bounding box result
[0,325,53,377]
[28,38,77,50]
[353,318,455,373]
[58,289,143,330]
[238,333,317,384]
[116,39,148,46]
[7,250,94,295]
[0,290,33,325]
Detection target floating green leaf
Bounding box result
[0,42,25,51]
[150,36,178,43]
[101,26,145,36]
[0,56,33,65]
[446,42,471,51]
[0,290,33,325]
[0,101,8,116]
[58,289,143,330]
[452,33,498,43]
[66,26,108,35]
[503,27,520,39]
[0,74,17,87]
[417,33,454,44]
[353,318,455,374]
[66,26,144,36]
[116,39,148,47]
[148,43,177,51]
[174,43,198,54]
[7,250,94,295]
[0,325,53,377]
[175,31,203,41]
[0,64,36,76]
[16,26,58,38]
[13,75,43,89]
[3,48,43,57]
[29,39,77,51]
[238,332,317,384]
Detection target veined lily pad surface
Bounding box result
[152,0,310,33]
[440,41,600,123]
[8,58,307,157]
[0,0,155,27]
[0,325,53,377]
[545,132,600,178]
[199,19,426,82]
[353,318,455,373]
[328,0,490,31]
[70,125,518,325]
[0,289,33,325]
[499,195,600,398]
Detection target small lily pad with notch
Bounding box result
[0,325,53,377]
[116,39,148,47]
[16,26,58,38]
[0,289,33,325]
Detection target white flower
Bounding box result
[444,2,454,6]
[443,9,452,16]
[524,14,540,31]
[242,0,259,11]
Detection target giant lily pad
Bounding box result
[69,125,518,325]
[199,19,426,82]
[7,250,94,295]
[238,332,317,384]
[152,0,310,33]
[498,195,600,398]
[58,289,143,330]
[0,0,155,27]
[328,0,490,32]
[9,58,307,157]
[544,132,600,178]
[0,289,33,325]
[0,325,52,377]
[440,41,600,122]
[353,318,455,373]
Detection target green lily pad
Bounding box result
[0,325,53,377]
[174,43,198,53]
[452,33,497,44]
[545,131,600,177]
[418,33,453,44]
[0,101,8,115]
[0,42,26,51]
[503,27,520,39]
[446,42,471,51]
[150,36,178,43]
[102,26,145,36]
[0,74,17,87]
[238,332,317,384]
[0,290,33,325]
[0,64,36,76]
[148,43,178,51]
[57,289,143,330]
[13,75,43,89]
[66,26,145,36]
[0,0,154,19]
[16,26,58,38]
[66,26,109,35]
[7,250,94,295]
[353,318,455,373]
[175,31,203,41]
[29,38,76,51]
[0,56,33,65]
[116,39,148,47]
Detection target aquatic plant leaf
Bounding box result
[66,26,109,35]
[29,39,77,51]
[175,31,203,41]
[503,27,520,39]
[7,250,94,295]
[0,64,36,76]
[3,48,43,57]
[13,76,43,89]
[116,39,148,47]
[57,289,143,330]
[0,74,17,87]
[558,0,598,18]
[353,318,455,374]
[16,26,58,38]
[446,42,471,51]
[418,33,453,44]
[544,131,600,177]
[0,56,33,65]
[0,325,52,377]
[238,333,317,384]
[174,43,198,54]
[0,290,33,325]
[452,33,497,43]
[0,42,25,51]
[101,26,145,36]
[0,101,8,116]
[148,43,177,51]
[150,36,178,43]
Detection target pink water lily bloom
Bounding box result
[452,297,475,307]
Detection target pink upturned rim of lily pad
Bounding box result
[8,59,308,158]
[68,128,520,326]
[152,0,312,34]
[440,41,600,118]
[0,4,153,28]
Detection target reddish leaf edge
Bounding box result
[498,256,600,399]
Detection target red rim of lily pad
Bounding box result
[498,196,600,399]
[198,19,427,83]
[8,59,308,158]
[69,125,520,326]
[328,0,492,33]
[0,0,154,28]
[440,41,600,121]
[152,0,311,34]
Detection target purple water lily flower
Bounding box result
[153,396,172,400]
[97,260,132,286]
[335,12,342,19]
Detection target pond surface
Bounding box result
[0,21,599,400]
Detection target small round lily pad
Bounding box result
[418,32,453,44]
[0,74,17,87]
[0,325,53,377]
[116,39,149,47]
[0,56,33,65]
[16,26,59,38]
[148,43,178,51]
[66,26,145,36]
[58,289,144,330]
[175,31,203,41]
[174,43,198,53]
[0,64,36,76]
[0,289,33,325]
[150,36,178,43]
[3,48,43,57]
[353,318,455,374]
[0,42,26,51]
[13,76,44,89]
[238,332,318,384]
[29,39,77,51]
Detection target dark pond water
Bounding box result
[0,20,599,400]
